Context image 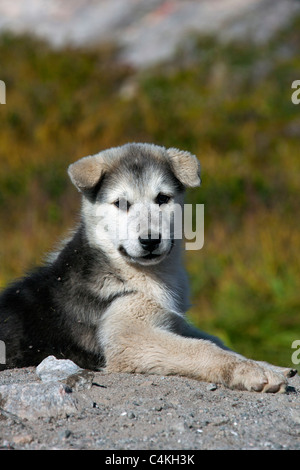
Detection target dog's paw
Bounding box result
[229,361,288,393]
[281,367,298,378]
[257,361,298,379]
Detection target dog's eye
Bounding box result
[114,199,131,211]
[155,193,171,206]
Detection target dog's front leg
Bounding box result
[98,295,288,393]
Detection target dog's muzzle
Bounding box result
[138,232,162,253]
[119,235,174,265]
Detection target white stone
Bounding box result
[36,355,81,383]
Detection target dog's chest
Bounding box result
[127,271,187,314]
[95,265,188,315]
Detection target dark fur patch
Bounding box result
[0,225,133,370]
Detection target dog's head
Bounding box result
[68,143,200,266]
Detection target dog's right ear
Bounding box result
[68,155,106,193]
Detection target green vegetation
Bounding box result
[0,18,300,368]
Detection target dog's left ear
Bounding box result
[68,154,106,193]
[166,148,201,188]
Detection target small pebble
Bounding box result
[59,429,72,440]
[154,405,163,412]
[207,383,218,391]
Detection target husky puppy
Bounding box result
[0,143,296,391]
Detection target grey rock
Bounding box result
[207,383,218,391]
[0,382,77,421]
[36,355,81,382]
[0,356,94,422]
[36,355,94,391]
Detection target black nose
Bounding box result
[139,233,161,252]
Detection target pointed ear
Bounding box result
[68,154,107,193]
[166,148,201,188]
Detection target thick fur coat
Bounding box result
[0,143,296,392]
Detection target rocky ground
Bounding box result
[0,357,299,450]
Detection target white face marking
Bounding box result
[83,168,184,266]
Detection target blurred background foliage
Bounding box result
[0,16,299,368]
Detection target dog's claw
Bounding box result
[286,369,298,378]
